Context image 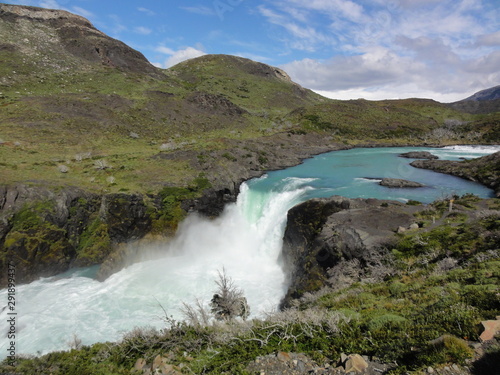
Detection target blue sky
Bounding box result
[3,0,500,102]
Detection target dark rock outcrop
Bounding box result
[99,194,151,242]
[379,178,425,188]
[280,197,419,307]
[399,151,438,159]
[0,181,245,287]
[411,151,500,197]
[188,92,247,116]
[182,186,238,217]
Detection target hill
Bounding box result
[2,3,496,195]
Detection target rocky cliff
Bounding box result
[0,183,237,287]
[280,197,422,307]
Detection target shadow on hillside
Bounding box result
[471,349,500,375]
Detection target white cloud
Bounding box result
[137,7,156,16]
[258,6,334,51]
[475,31,500,47]
[283,45,500,102]
[155,46,207,68]
[134,26,152,35]
[282,47,416,91]
[155,46,176,55]
[287,0,365,22]
[180,6,217,16]
[263,0,500,101]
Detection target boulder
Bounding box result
[479,317,500,342]
[344,354,369,373]
[409,223,420,230]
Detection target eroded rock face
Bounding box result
[280,197,418,307]
[0,3,161,76]
[0,185,100,285]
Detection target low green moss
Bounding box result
[76,217,111,265]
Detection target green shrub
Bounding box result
[389,281,407,297]
[421,335,473,366]
[77,217,111,265]
[406,200,421,206]
[368,313,407,331]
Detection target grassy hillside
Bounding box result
[2,5,497,196]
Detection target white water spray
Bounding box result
[0,177,313,358]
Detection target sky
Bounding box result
[3,0,500,102]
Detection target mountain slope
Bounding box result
[449,85,500,114]
[463,85,500,101]
[0,3,160,77]
[0,4,330,194]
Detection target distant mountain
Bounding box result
[463,85,500,101]
[449,85,500,114]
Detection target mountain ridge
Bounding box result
[463,85,500,101]
[449,85,500,114]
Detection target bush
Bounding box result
[421,335,473,365]
[210,268,250,321]
[368,313,407,331]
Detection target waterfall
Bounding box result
[0,176,314,359]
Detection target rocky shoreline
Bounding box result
[410,151,500,197]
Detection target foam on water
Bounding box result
[430,145,500,160]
